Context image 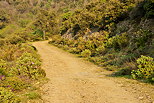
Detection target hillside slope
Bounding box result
[48,0,154,83]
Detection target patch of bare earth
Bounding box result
[33,41,154,103]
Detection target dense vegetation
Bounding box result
[0,0,48,102]
[0,0,154,102]
[47,0,154,83]
[0,44,46,102]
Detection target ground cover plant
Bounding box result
[0,43,46,102]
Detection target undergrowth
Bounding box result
[0,44,46,102]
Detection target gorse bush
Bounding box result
[131,55,154,82]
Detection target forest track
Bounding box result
[33,41,154,103]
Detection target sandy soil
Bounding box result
[33,41,154,103]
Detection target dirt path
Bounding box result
[33,41,154,103]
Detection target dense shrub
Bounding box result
[81,49,92,58]
[0,25,17,39]
[113,67,132,76]
[143,0,154,18]
[7,35,25,44]
[0,44,28,61]
[18,19,31,28]
[96,45,106,55]
[131,55,154,82]
[134,30,153,48]
[0,44,46,102]
[25,92,41,99]
[46,0,154,84]
[1,76,29,91]
[0,39,6,46]
[0,87,21,103]
[16,53,45,79]
[0,59,7,76]
[106,33,128,50]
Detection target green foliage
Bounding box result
[0,59,7,76]
[0,44,46,102]
[0,39,6,46]
[7,34,25,44]
[68,47,80,54]
[1,76,29,91]
[0,24,43,44]
[34,10,58,37]
[62,12,73,21]
[0,87,21,103]
[26,92,41,99]
[0,24,17,38]
[96,45,105,54]
[113,67,132,76]
[16,52,45,79]
[131,55,154,82]
[18,19,31,28]
[112,53,137,66]
[48,0,154,85]
[143,0,154,18]
[134,29,153,48]
[81,49,92,58]
[106,33,128,50]
[0,9,10,29]
[0,44,37,61]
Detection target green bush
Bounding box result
[68,47,80,54]
[0,39,6,46]
[1,76,29,91]
[18,19,31,28]
[0,44,26,61]
[135,30,153,48]
[131,55,154,82]
[62,12,73,21]
[0,59,7,76]
[0,43,46,102]
[26,92,41,99]
[143,0,154,18]
[114,67,132,76]
[0,25,17,39]
[81,49,92,58]
[96,45,106,55]
[16,53,45,79]
[7,35,25,44]
[0,87,21,103]
[106,33,128,50]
